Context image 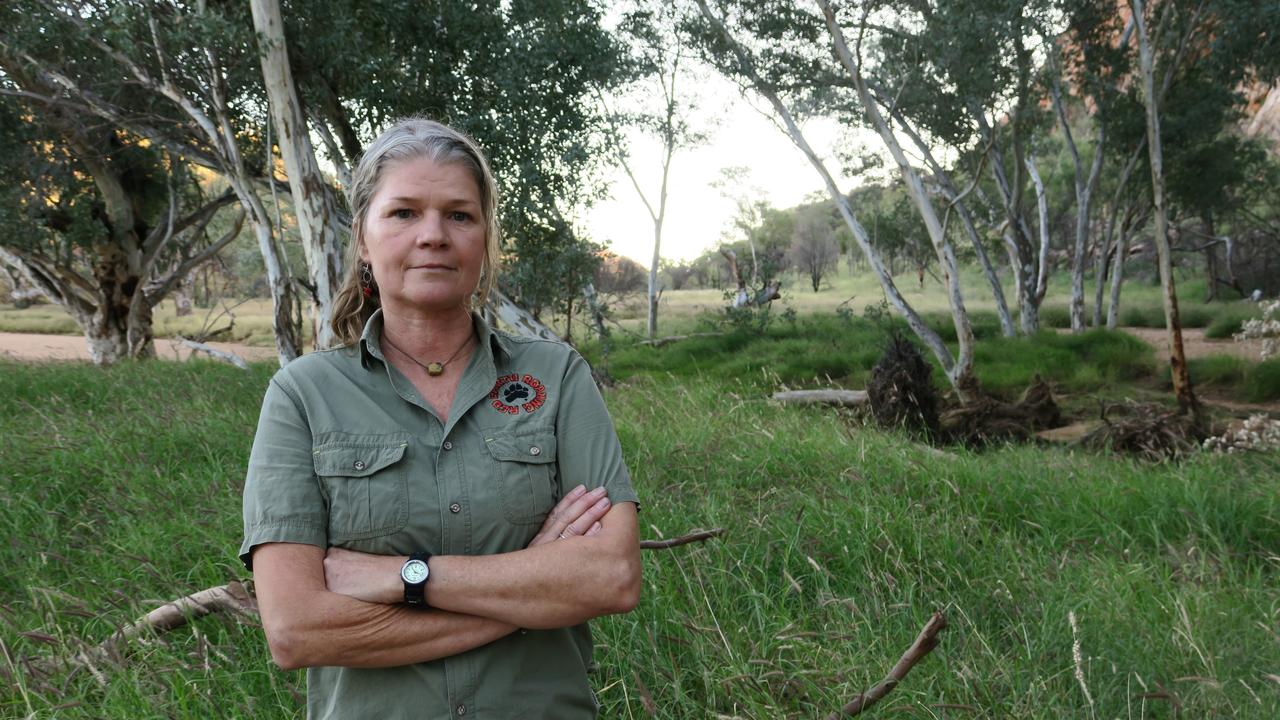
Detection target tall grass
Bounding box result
[1,359,1277,718]
[592,312,1156,400]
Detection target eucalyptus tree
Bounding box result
[276,0,628,318]
[250,0,342,350]
[0,91,242,363]
[1,0,305,364]
[601,0,707,340]
[688,0,983,394]
[1044,0,1127,332]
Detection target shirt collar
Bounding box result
[359,307,511,371]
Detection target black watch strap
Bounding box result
[403,552,431,606]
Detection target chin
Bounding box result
[390,290,473,314]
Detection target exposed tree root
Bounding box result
[1080,400,1208,461]
[867,333,940,436]
[939,376,1063,444]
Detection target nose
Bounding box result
[415,211,449,247]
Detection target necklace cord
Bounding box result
[383,328,475,377]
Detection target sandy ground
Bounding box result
[0,326,1268,364]
[0,332,278,364]
[1118,327,1269,361]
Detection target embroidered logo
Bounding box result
[489,373,547,414]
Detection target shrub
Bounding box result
[1039,306,1071,329]
[1120,304,1165,328]
[1186,356,1249,387]
[1245,359,1280,402]
[1205,311,1249,339]
[1178,305,1214,329]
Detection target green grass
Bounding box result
[0,360,1277,718]
[1204,305,1263,339]
[1245,359,1280,402]
[592,312,1156,400]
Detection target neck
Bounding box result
[380,303,474,357]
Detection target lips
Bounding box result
[412,263,455,270]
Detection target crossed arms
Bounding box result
[251,486,638,670]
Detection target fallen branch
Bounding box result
[772,389,868,408]
[27,581,258,678]
[175,337,250,369]
[640,528,725,550]
[826,611,947,718]
[638,332,725,347]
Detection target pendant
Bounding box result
[426,362,445,376]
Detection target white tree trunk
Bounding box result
[1024,156,1052,308]
[486,290,560,341]
[250,0,343,351]
[821,2,974,391]
[230,177,302,365]
[886,99,1015,337]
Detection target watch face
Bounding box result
[402,559,429,584]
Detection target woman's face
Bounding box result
[361,156,486,316]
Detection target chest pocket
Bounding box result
[314,435,410,542]
[484,430,558,525]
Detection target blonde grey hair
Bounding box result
[332,117,501,346]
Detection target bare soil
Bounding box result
[0,331,277,363]
[1119,326,1267,361]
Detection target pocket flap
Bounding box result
[313,441,408,477]
[483,431,557,464]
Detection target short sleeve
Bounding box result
[554,351,639,510]
[238,375,328,570]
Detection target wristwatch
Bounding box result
[401,552,431,606]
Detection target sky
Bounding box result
[581,76,870,266]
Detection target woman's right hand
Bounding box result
[528,485,610,548]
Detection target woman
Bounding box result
[239,118,641,719]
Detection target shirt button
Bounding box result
[456,705,466,716]
[353,460,366,471]
[529,446,541,456]
[450,502,462,514]
[443,441,453,451]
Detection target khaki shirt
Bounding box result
[239,309,638,720]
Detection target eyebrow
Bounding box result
[385,195,479,206]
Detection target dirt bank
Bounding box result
[0,332,278,363]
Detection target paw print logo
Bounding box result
[503,383,531,403]
[489,373,547,415]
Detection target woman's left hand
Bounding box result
[324,547,405,604]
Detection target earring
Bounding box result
[360,263,374,298]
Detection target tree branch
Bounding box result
[639,528,725,550]
[825,611,947,718]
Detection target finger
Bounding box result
[585,521,603,536]
[544,485,588,527]
[553,487,609,533]
[562,495,611,538]
[530,485,589,545]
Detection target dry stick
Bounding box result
[772,390,868,409]
[640,528,725,550]
[175,337,250,369]
[825,611,947,719]
[29,581,258,677]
